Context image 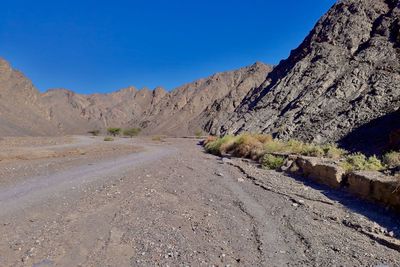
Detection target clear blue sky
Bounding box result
[0,0,336,94]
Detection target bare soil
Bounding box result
[0,136,399,266]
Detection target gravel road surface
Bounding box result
[0,136,399,266]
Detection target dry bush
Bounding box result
[322,144,347,159]
[203,136,217,145]
[204,135,237,156]
[230,134,264,160]
[253,134,273,143]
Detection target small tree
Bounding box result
[123,127,141,138]
[107,127,121,136]
[88,129,100,136]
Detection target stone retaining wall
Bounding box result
[281,155,400,213]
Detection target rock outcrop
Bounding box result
[217,0,400,149]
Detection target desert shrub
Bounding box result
[104,136,114,141]
[195,130,203,139]
[262,154,285,170]
[253,134,273,144]
[322,144,347,159]
[301,144,325,157]
[263,140,286,154]
[230,133,264,159]
[88,130,100,136]
[341,153,385,172]
[383,151,400,168]
[203,136,217,145]
[107,127,121,137]
[285,139,308,154]
[123,127,141,138]
[205,135,237,156]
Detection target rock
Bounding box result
[216,0,400,153]
[347,171,400,212]
[295,156,345,189]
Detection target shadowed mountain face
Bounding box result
[0,58,271,136]
[217,0,400,146]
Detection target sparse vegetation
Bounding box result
[262,154,285,170]
[107,127,121,137]
[383,151,400,168]
[203,134,398,175]
[123,127,141,138]
[230,133,264,160]
[88,129,100,136]
[103,136,114,141]
[204,135,236,156]
[204,133,347,160]
[340,153,385,172]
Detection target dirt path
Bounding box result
[0,137,399,266]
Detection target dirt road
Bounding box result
[0,136,399,266]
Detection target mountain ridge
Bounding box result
[0,58,272,136]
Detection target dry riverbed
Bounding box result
[0,136,399,266]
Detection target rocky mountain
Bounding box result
[217,0,400,151]
[129,62,272,135]
[0,58,59,136]
[0,58,271,136]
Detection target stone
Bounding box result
[216,0,400,154]
[296,156,345,189]
[347,171,400,212]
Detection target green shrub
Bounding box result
[107,127,121,137]
[104,136,114,141]
[88,130,100,136]
[123,127,141,138]
[341,153,385,172]
[383,151,400,168]
[204,135,237,156]
[262,154,285,170]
